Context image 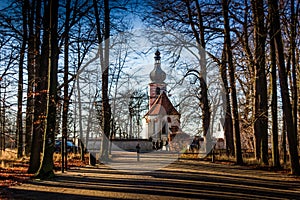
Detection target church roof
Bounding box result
[145,92,180,116]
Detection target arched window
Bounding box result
[162,122,167,135]
[167,117,171,123]
[161,121,168,135]
[156,87,160,95]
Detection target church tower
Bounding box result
[149,50,167,109]
[144,50,181,142]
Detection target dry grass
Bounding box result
[0,150,88,188]
[179,150,291,174]
[53,153,89,170]
[0,150,30,168]
[0,150,32,188]
[0,149,17,161]
[180,152,200,160]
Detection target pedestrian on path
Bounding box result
[165,140,169,151]
[136,143,141,161]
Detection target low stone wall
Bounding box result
[111,139,152,152]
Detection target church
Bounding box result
[144,50,182,143]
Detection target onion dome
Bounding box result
[150,50,166,83]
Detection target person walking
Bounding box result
[136,143,141,161]
[165,140,169,151]
[160,140,163,151]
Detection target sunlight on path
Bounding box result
[5,160,300,200]
[105,150,180,173]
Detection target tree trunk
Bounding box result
[0,85,1,156]
[222,0,243,165]
[93,0,111,161]
[25,0,36,156]
[269,0,300,175]
[85,99,96,149]
[28,0,42,174]
[35,0,59,179]
[0,80,7,155]
[61,0,71,173]
[17,0,28,158]
[220,44,234,156]
[268,0,280,168]
[185,0,211,152]
[76,77,85,160]
[290,0,298,152]
[101,0,111,161]
[251,0,268,165]
[282,115,287,166]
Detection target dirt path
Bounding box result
[2,159,300,200]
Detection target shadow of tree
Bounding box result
[5,161,300,199]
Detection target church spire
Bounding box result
[148,50,167,109]
[150,50,166,83]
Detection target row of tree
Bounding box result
[1,0,114,178]
[0,0,299,178]
[142,0,299,174]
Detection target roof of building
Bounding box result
[145,92,180,116]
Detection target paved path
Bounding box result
[2,152,300,199]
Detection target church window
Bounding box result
[156,87,160,95]
[167,117,171,123]
[162,123,167,135]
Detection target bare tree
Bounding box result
[268,0,280,168]
[268,0,300,175]
[28,0,43,174]
[16,0,28,158]
[222,0,243,165]
[92,0,111,161]
[61,0,71,173]
[25,0,40,156]
[35,0,59,179]
[185,0,211,152]
[220,47,234,156]
[229,0,256,153]
[251,0,269,165]
[289,0,298,152]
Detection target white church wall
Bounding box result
[144,114,181,140]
